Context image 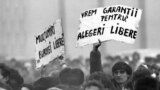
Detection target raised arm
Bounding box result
[90,40,103,74]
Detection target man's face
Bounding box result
[113,69,129,84]
[85,86,100,90]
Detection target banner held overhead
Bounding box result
[77,5,142,47]
[35,19,65,69]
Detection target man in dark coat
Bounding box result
[89,41,132,90]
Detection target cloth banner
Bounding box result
[77,5,142,47]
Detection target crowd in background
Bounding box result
[0,44,160,90]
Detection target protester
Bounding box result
[134,76,159,90]
[125,64,152,90]
[111,61,132,90]
[0,63,24,90]
[58,67,84,90]
[33,76,60,90]
[132,64,151,81]
[90,40,132,90]
[87,71,113,89]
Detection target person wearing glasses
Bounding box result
[89,40,132,90]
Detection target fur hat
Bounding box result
[112,61,132,75]
[59,67,84,86]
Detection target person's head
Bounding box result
[59,67,84,86]
[88,71,112,89]
[134,76,159,90]
[132,67,151,82]
[6,69,24,90]
[83,80,104,90]
[0,63,24,90]
[112,61,132,84]
[33,76,60,90]
[0,63,10,83]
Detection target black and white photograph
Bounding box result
[0,0,160,90]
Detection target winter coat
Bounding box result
[90,49,131,90]
[90,49,103,74]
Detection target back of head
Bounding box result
[132,67,151,82]
[59,67,84,86]
[0,63,23,90]
[33,76,60,90]
[0,63,11,79]
[7,68,24,84]
[88,71,112,88]
[83,80,104,90]
[134,76,159,90]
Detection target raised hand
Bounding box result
[93,39,101,51]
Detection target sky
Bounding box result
[0,0,160,60]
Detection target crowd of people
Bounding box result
[0,42,160,90]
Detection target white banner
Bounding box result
[35,19,65,68]
[77,5,142,47]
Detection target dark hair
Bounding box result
[88,71,112,88]
[59,68,84,86]
[0,63,11,78]
[134,77,159,90]
[33,76,60,90]
[132,68,151,82]
[83,80,104,90]
[112,61,132,75]
[0,63,24,90]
